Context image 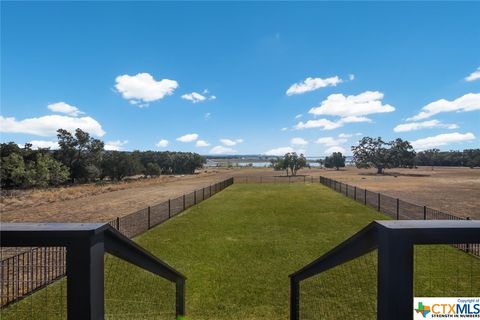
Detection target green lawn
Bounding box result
[2,184,479,319]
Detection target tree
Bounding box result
[101,151,143,181]
[324,152,346,170]
[351,137,415,174]
[144,162,161,177]
[270,152,308,176]
[415,149,440,170]
[55,128,104,182]
[351,137,391,174]
[1,153,26,188]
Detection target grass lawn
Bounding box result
[2,183,479,319]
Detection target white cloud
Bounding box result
[407,93,480,121]
[105,140,128,151]
[295,114,303,119]
[182,92,206,103]
[27,140,59,149]
[263,147,294,156]
[393,119,459,132]
[324,146,346,154]
[115,72,178,104]
[308,91,395,118]
[465,68,480,82]
[196,140,210,147]
[209,145,237,155]
[176,133,199,143]
[411,132,476,150]
[220,138,243,146]
[315,137,347,146]
[281,127,288,132]
[291,137,308,145]
[294,119,342,130]
[294,116,371,131]
[47,102,84,116]
[204,112,211,120]
[156,139,169,148]
[338,132,363,138]
[348,74,355,81]
[182,90,216,103]
[286,76,343,96]
[0,115,105,137]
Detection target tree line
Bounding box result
[1,128,206,189]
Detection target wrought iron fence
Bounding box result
[0,177,234,307]
[319,176,479,257]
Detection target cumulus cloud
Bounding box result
[315,137,347,146]
[196,140,210,147]
[156,139,169,148]
[209,145,236,155]
[308,91,395,118]
[220,138,243,146]
[105,140,128,151]
[324,146,346,154]
[176,133,199,143]
[182,90,216,104]
[294,116,371,131]
[27,140,59,149]
[411,132,475,150]
[263,146,305,156]
[47,102,84,116]
[465,68,480,82]
[115,72,178,105]
[393,119,459,132]
[0,115,105,137]
[291,137,308,145]
[407,93,480,121]
[286,76,343,96]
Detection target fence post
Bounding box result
[364,189,367,205]
[378,193,381,211]
[396,199,399,220]
[147,206,151,229]
[194,190,197,205]
[116,217,120,230]
[423,206,426,220]
[346,184,348,197]
[183,194,186,210]
[168,199,171,218]
[354,186,357,201]
[466,217,471,253]
[210,185,212,195]
[203,187,205,200]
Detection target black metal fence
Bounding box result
[0,177,234,307]
[319,176,479,257]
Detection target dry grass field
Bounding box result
[1,166,479,222]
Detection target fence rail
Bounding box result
[319,176,479,257]
[0,177,234,307]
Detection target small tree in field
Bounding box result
[271,152,308,176]
[324,152,345,170]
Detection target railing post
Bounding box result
[290,277,300,320]
[147,206,151,229]
[377,232,414,320]
[423,206,427,220]
[176,278,186,318]
[168,199,171,218]
[466,217,471,253]
[66,234,104,320]
[377,193,381,211]
[396,199,399,220]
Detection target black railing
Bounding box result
[0,223,186,320]
[0,177,234,307]
[319,176,479,257]
[290,220,480,320]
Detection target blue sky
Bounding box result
[1,1,479,156]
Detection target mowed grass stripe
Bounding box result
[2,183,478,320]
